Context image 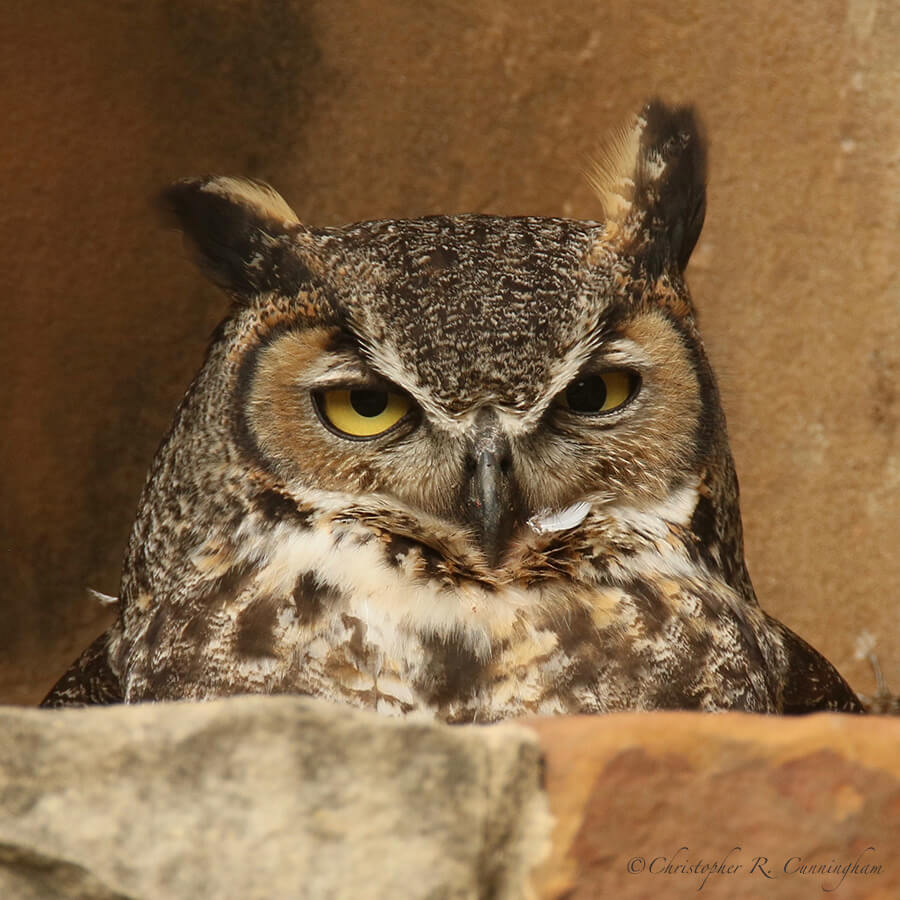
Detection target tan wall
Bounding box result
[2,1,897,704]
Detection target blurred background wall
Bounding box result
[2,1,897,704]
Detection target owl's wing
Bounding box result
[769,616,864,714]
[40,632,122,708]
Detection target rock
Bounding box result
[0,697,549,899]
[525,712,900,899]
[3,701,898,898]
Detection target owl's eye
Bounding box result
[315,388,412,438]
[561,370,639,415]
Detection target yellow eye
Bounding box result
[316,388,412,438]
[561,370,639,415]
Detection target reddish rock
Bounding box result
[526,712,900,898]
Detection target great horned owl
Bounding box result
[43,101,862,718]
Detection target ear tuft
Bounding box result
[587,118,643,224]
[160,176,304,298]
[589,99,707,274]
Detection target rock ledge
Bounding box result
[1,701,897,899]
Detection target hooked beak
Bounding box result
[463,411,523,568]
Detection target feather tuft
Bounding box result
[88,588,120,606]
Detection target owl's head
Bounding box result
[159,100,734,587]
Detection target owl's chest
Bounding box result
[125,518,774,716]
[260,573,595,723]
[172,522,598,720]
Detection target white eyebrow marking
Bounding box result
[303,355,372,387]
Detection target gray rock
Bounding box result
[0,697,551,899]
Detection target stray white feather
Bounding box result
[854,630,877,660]
[527,501,591,535]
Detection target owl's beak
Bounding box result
[464,413,522,568]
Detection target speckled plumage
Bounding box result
[43,101,862,717]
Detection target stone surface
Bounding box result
[0,697,549,900]
[2,1,898,703]
[2,701,897,899]
[526,712,900,899]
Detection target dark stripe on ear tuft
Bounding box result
[589,99,707,275]
[160,176,305,299]
[638,99,707,272]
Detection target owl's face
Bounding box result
[239,216,710,575]
[104,99,813,717]
[75,101,859,717]
[147,100,722,600]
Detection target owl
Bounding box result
[43,100,862,718]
